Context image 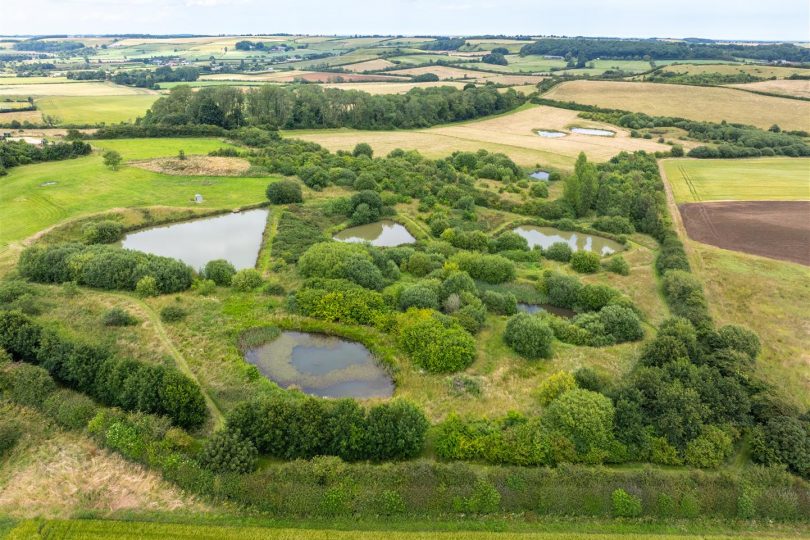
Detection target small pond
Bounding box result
[529,171,550,181]
[536,130,567,138]
[513,225,623,256]
[243,331,394,399]
[333,220,416,247]
[121,208,268,271]
[518,303,576,319]
[571,127,615,137]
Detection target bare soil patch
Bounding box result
[680,201,810,265]
[131,155,251,176]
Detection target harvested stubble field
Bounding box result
[289,104,671,168]
[727,79,810,99]
[0,81,157,97]
[386,65,545,85]
[342,58,397,72]
[662,158,810,203]
[680,201,810,265]
[656,62,810,79]
[544,80,810,131]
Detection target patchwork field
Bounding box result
[342,58,397,72]
[290,104,672,168]
[544,80,810,131]
[656,62,810,79]
[680,201,810,265]
[662,158,810,203]
[386,65,545,85]
[728,79,810,99]
[36,95,160,125]
[319,81,468,94]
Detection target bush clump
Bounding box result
[537,370,576,406]
[199,429,259,474]
[452,253,515,284]
[266,180,303,204]
[545,242,572,262]
[203,259,237,286]
[504,313,554,359]
[2,362,55,407]
[398,309,476,373]
[42,389,98,429]
[612,488,643,517]
[570,251,601,273]
[83,220,124,244]
[160,305,187,323]
[101,307,138,327]
[604,255,630,275]
[232,268,263,291]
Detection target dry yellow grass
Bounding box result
[131,156,251,176]
[289,104,672,169]
[0,82,157,97]
[544,80,810,131]
[728,79,810,99]
[387,65,545,86]
[200,70,313,82]
[342,58,396,72]
[0,109,42,123]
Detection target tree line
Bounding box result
[141,83,524,130]
[0,140,91,176]
[519,38,810,63]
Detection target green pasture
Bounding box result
[36,95,159,125]
[662,157,810,202]
[0,139,269,247]
[91,137,235,160]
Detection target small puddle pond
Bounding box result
[536,130,567,138]
[243,331,394,399]
[121,209,268,270]
[518,303,576,319]
[571,127,615,137]
[333,220,416,247]
[513,225,623,256]
[529,171,550,181]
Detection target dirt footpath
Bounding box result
[679,201,810,266]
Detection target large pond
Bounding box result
[121,209,268,271]
[333,220,416,247]
[536,130,567,138]
[518,302,576,319]
[571,127,615,137]
[513,225,623,256]
[529,171,550,181]
[243,331,394,399]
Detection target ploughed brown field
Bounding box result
[680,201,810,265]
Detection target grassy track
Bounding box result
[36,95,159,125]
[662,158,810,203]
[11,519,808,540]
[544,80,810,131]
[0,139,270,247]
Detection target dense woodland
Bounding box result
[520,38,810,63]
[142,84,525,129]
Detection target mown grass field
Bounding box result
[8,518,810,540]
[289,104,671,169]
[544,80,810,131]
[662,158,810,203]
[728,79,810,99]
[36,95,159,125]
[0,138,268,247]
[0,81,155,97]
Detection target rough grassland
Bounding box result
[289,104,671,168]
[36,95,160,125]
[662,158,810,203]
[0,140,269,247]
[728,79,810,99]
[90,137,236,160]
[11,519,810,539]
[544,80,810,131]
[658,63,810,79]
[342,58,397,71]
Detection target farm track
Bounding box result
[677,164,721,241]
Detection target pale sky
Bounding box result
[1,0,808,42]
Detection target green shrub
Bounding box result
[101,307,138,327]
[266,180,303,204]
[0,417,21,457]
[365,400,429,460]
[605,255,630,276]
[160,305,187,323]
[481,290,517,315]
[530,182,549,198]
[612,488,642,517]
[135,276,158,297]
[294,282,387,325]
[716,324,760,360]
[3,362,55,407]
[399,284,439,311]
[537,371,576,406]
[545,242,572,262]
[457,479,502,514]
[262,282,285,296]
[452,253,515,284]
[0,310,43,362]
[544,389,617,459]
[661,270,710,327]
[684,426,733,468]
[42,389,98,429]
[298,243,385,290]
[573,367,607,393]
[194,279,216,296]
[398,309,476,373]
[577,284,619,312]
[592,216,634,235]
[544,272,582,309]
[439,272,477,302]
[199,429,258,473]
[203,259,236,286]
[570,251,601,273]
[494,232,529,252]
[232,268,263,291]
[83,220,124,244]
[504,313,554,359]
[598,305,643,343]
[405,252,437,277]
